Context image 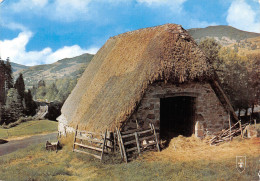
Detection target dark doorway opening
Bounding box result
[160,96,195,140]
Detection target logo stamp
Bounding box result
[236,156,246,173]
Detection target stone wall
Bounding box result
[123,81,229,135]
[57,114,75,136]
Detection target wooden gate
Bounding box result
[73,125,108,161]
[116,123,160,163]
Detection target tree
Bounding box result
[46,82,58,101]
[24,89,37,116]
[247,53,260,112]
[14,73,25,101]
[5,58,13,89]
[218,47,251,115]
[199,38,222,71]
[38,80,46,88]
[0,60,6,104]
[2,88,24,125]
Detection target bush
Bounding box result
[2,116,33,129]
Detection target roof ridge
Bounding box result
[110,23,184,40]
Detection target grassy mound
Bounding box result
[0,119,58,139]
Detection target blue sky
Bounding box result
[0,0,259,66]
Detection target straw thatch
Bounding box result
[60,24,224,132]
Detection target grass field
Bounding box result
[0,119,58,139]
[0,134,259,181]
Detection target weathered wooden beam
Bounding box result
[151,124,160,152]
[74,143,106,152]
[73,125,78,152]
[74,149,101,159]
[135,132,141,155]
[126,147,138,153]
[116,128,123,159]
[118,129,128,163]
[101,130,107,161]
[76,136,103,143]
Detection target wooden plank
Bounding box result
[118,130,128,163]
[124,139,137,146]
[135,132,141,155]
[228,113,232,141]
[80,131,103,136]
[76,135,103,143]
[219,121,239,137]
[73,125,78,151]
[212,80,238,121]
[152,124,160,152]
[74,149,101,159]
[121,128,142,135]
[116,128,123,159]
[101,130,107,161]
[121,129,153,138]
[238,120,243,139]
[137,129,153,135]
[74,143,106,152]
[121,133,136,138]
[126,147,138,152]
[135,119,140,129]
[113,132,116,152]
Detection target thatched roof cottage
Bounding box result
[58,24,237,139]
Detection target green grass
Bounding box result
[0,119,58,139]
[0,140,258,181]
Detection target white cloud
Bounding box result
[9,0,91,22]
[7,0,188,22]
[0,31,98,66]
[52,0,91,22]
[0,21,28,31]
[11,0,48,11]
[137,0,187,11]
[226,0,260,33]
[45,45,92,64]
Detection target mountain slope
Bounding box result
[228,36,260,55]
[188,25,260,46]
[2,62,29,73]
[14,53,94,89]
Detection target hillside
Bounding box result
[10,62,28,73]
[188,25,260,46]
[14,53,94,89]
[1,61,29,73]
[227,36,260,55]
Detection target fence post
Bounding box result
[238,120,243,139]
[73,125,78,151]
[135,132,141,155]
[228,113,232,141]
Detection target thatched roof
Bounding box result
[60,24,232,132]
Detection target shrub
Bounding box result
[2,116,33,129]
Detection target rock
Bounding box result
[0,139,8,144]
[195,121,204,139]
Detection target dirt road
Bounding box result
[0,133,57,156]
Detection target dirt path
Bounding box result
[33,105,48,119]
[0,133,57,156]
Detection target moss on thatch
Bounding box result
[61,24,215,132]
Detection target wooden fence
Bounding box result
[73,125,111,161]
[116,123,160,163]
